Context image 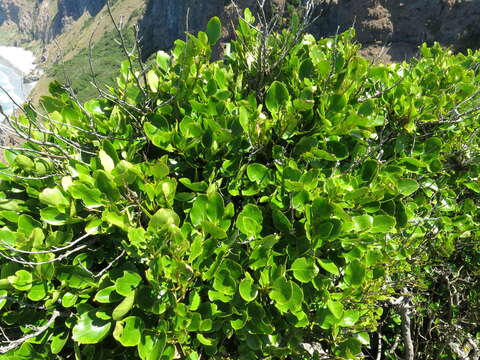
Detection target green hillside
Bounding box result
[46,30,136,101]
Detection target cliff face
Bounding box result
[35,0,106,43]
[0,0,107,45]
[3,0,480,62]
[137,0,480,62]
[138,0,223,58]
[314,0,480,62]
[138,0,279,60]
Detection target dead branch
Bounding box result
[0,310,59,354]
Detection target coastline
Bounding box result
[0,45,38,115]
[0,46,36,75]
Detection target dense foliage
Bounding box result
[0,8,479,360]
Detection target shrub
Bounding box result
[0,7,479,360]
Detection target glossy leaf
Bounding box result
[344,260,366,287]
[206,16,222,45]
[115,271,142,296]
[113,316,144,347]
[239,274,258,302]
[266,81,290,113]
[236,204,263,236]
[72,310,112,344]
[290,257,318,283]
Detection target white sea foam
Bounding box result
[0,46,36,115]
[0,46,36,74]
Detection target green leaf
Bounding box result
[352,214,373,232]
[40,207,69,225]
[17,214,42,235]
[51,330,69,354]
[84,99,103,115]
[148,208,180,230]
[396,178,419,196]
[57,266,93,289]
[206,192,225,222]
[272,209,292,233]
[344,260,366,287]
[197,333,215,346]
[143,122,174,152]
[72,310,112,344]
[360,159,378,182]
[206,16,222,45]
[156,51,170,72]
[465,182,480,193]
[62,292,78,307]
[102,139,120,164]
[424,137,442,154]
[318,259,339,276]
[327,141,349,160]
[299,59,314,80]
[239,274,258,302]
[138,332,167,360]
[355,332,370,345]
[327,299,344,319]
[94,170,120,202]
[311,198,332,221]
[15,154,34,171]
[39,188,69,210]
[247,163,271,186]
[339,309,360,327]
[288,281,304,311]
[179,178,208,192]
[266,81,290,113]
[358,99,375,116]
[190,195,208,226]
[270,276,292,305]
[115,271,142,296]
[213,269,236,296]
[202,221,227,239]
[112,291,136,321]
[0,290,7,310]
[27,282,47,301]
[237,204,263,237]
[99,150,115,172]
[328,84,347,104]
[372,215,396,233]
[9,270,32,291]
[146,70,159,93]
[188,291,201,311]
[113,316,144,347]
[95,286,123,304]
[69,183,104,208]
[290,257,318,283]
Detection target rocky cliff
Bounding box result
[0,0,108,45]
[314,0,480,62]
[137,0,480,62]
[3,0,480,62]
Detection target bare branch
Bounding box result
[0,310,59,354]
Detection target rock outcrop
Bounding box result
[314,0,480,62]
[0,0,107,45]
[2,0,480,64]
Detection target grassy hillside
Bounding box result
[46,29,136,101]
[29,0,145,103]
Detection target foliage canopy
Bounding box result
[0,8,479,360]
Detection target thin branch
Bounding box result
[0,233,91,255]
[106,0,147,99]
[0,310,59,354]
[0,244,89,266]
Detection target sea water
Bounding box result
[0,46,36,116]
